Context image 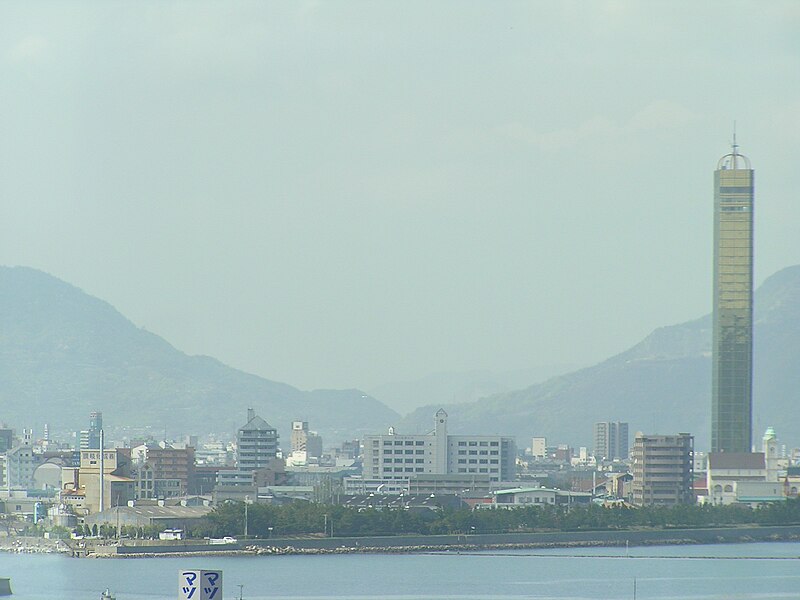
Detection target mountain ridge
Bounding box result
[0,266,399,442]
[399,265,800,450]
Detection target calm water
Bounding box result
[2,542,800,600]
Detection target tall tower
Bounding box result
[712,133,754,453]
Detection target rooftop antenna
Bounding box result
[731,121,739,168]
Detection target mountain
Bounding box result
[368,365,583,414]
[0,266,399,442]
[399,266,800,450]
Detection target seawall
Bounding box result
[100,525,800,556]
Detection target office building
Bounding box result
[362,409,516,483]
[593,421,629,461]
[631,432,694,506]
[712,138,754,453]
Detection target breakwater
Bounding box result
[92,524,800,557]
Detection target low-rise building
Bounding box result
[492,487,592,507]
[362,409,516,484]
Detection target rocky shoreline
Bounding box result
[3,527,799,559]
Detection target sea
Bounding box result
[2,542,800,600]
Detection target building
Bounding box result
[531,437,546,460]
[593,422,629,461]
[492,487,592,507]
[237,409,279,472]
[80,411,103,450]
[712,138,754,454]
[361,409,516,484]
[213,409,281,492]
[631,432,694,506]
[4,435,37,490]
[76,447,134,514]
[132,444,196,499]
[290,421,323,459]
[0,428,13,453]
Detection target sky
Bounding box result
[1,1,799,394]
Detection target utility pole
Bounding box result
[244,496,249,538]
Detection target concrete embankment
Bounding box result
[97,525,800,557]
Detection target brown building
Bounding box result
[631,432,694,506]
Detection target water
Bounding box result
[2,542,800,600]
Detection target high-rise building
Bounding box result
[593,422,629,461]
[236,408,279,472]
[81,411,103,450]
[631,432,694,506]
[712,137,754,453]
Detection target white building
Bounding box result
[492,487,592,507]
[531,437,547,460]
[362,409,516,483]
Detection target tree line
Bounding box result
[190,497,800,539]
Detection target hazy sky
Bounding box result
[2,2,799,392]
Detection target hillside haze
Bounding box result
[0,266,399,442]
[400,266,800,450]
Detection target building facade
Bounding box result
[593,421,629,461]
[712,140,754,453]
[631,432,694,506]
[361,409,516,483]
[290,421,323,460]
[237,408,279,472]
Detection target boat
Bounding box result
[100,589,115,600]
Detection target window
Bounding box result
[480,441,488,447]
[479,450,488,455]
[469,450,477,455]
[458,459,466,464]
[468,441,477,447]
[405,441,414,446]
[415,441,425,446]
[415,450,424,455]
[458,442,467,447]
[490,442,499,446]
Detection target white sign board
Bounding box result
[179,570,222,600]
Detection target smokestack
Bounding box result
[247,408,255,422]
